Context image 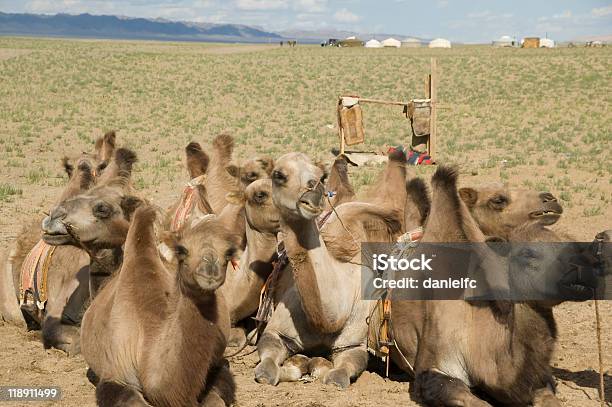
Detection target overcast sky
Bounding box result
[1,0,611,41]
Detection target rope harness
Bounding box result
[171,174,206,232]
[367,226,423,377]
[19,239,56,312]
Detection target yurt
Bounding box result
[382,37,401,48]
[429,38,451,48]
[365,39,383,48]
[539,38,555,48]
[401,37,421,48]
[493,35,516,47]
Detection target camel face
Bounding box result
[271,153,327,220]
[227,156,274,188]
[459,183,563,237]
[42,184,140,251]
[245,179,280,234]
[176,220,238,292]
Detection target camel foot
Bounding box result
[416,370,492,407]
[254,358,280,385]
[96,380,151,407]
[227,327,246,348]
[200,391,226,407]
[308,357,333,380]
[533,387,562,407]
[279,354,310,382]
[323,367,350,389]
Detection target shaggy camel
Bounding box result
[254,152,403,388]
[0,132,116,354]
[459,183,563,239]
[42,172,237,406]
[383,166,606,406]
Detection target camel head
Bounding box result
[42,148,142,251]
[271,152,327,221]
[227,156,274,188]
[245,179,280,234]
[459,183,563,238]
[173,219,239,294]
[503,224,609,305]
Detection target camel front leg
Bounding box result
[323,346,368,389]
[96,380,152,407]
[254,332,290,385]
[415,370,492,407]
[200,361,236,407]
[0,246,25,328]
[532,386,561,407]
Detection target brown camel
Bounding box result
[323,154,357,211]
[459,183,563,239]
[254,152,403,388]
[384,167,606,406]
[41,165,237,405]
[0,132,116,355]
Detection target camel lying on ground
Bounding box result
[0,131,116,355]
[41,163,237,406]
[385,166,608,406]
[254,152,405,388]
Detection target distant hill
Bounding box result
[0,12,282,42]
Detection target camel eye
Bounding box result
[253,190,268,203]
[247,171,258,181]
[225,247,237,261]
[272,170,287,185]
[489,195,508,208]
[93,202,113,219]
[96,161,108,173]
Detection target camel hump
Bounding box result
[124,204,158,259]
[115,148,138,173]
[431,165,458,189]
[212,133,234,158]
[185,142,209,178]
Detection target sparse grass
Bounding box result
[0,37,609,238]
[0,183,22,202]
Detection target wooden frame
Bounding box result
[337,58,439,161]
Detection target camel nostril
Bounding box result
[540,192,557,203]
[50,206,68,220]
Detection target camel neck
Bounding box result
[88,247,123,299]
[280,217,348,334]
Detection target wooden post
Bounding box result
[429,58,437,160]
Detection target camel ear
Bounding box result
[315,161,329,182]
[459,187,478,208]
[257,157,274,174]
[226,165,240,178]
[120,195,143,220]
[62,157,74,178]
[185,142,209,179]
[225,191,245,205]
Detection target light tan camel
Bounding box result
[43,184,237,406]
[0,132,116,355]
[254,152,402,388]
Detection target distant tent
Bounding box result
[401,37,421,48]
[365,39,383,48]
[429,38,451,48]
[539,38,555,48]
[522,37,539,48]
[493,35,516,47]
[382,37,401,48]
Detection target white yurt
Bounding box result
[539,38,555,48]
[365,39,383,48]
[382,37,401,48]
[493,35,516,47]
[401,37,421,47]
[429,38,451,48]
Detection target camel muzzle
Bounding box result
[41,207,72,245]
[529,193,563,225]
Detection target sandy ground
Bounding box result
[0,299,610,406]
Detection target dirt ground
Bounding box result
[1,300,610,406]
[0,38,610,406]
